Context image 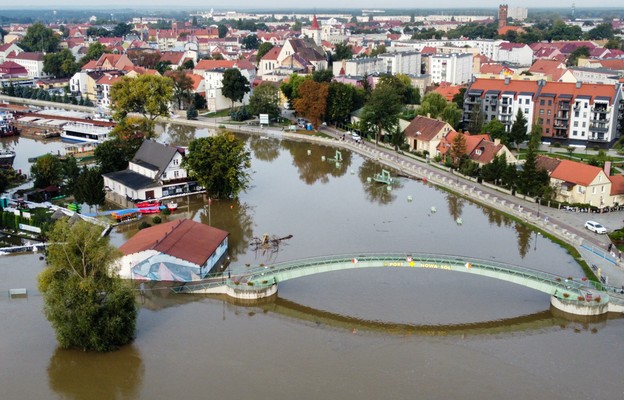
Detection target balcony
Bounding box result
[588,134,608,142]
[591,105,608,113]
[464,97,482,105]
[589,123,609,133]
[499,107,513,116]
[558,103,570,110]
[590,116,610,123]
[555,114,569,121]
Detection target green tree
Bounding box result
[193,93,207,110]
[334,42,353,60]
[63,156,81,195]
[369,44,387,57]
[221,68,250,109]
[186,104,198,120]
[43,49,78,78]
[280,73,307,106]
[566,46,590,67]
[31,154,64,189]
[164,70,194,110]
[326,81,362,126]
[248,82,280,120]
[467,105,484,134]
[94,137,142,174]
[182,133,251,199]
[78,42,110,67]
[585,23,614,40]
[483,118,508,144]
[111,74,174,122]
[517,126,549,196]
[217,24,228,38]
[113,22,133,37]
[155,60,172,75]
[417,92,448,118]
[361,83,403,145]
[312,69,334,83]
[439,103,463,129]
[510,109,528,150]
[74,167,105,211]
[19,23,60,52]
[256,42,274,63]
[242,34,260,49]
[38,219,136,352]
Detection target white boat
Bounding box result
[0,148,16,168]
[61,122,112,144]
[167,202,178,211]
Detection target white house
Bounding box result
[103,140,203,202]
[496,43,533,67]
[429,53,473,85]
[7,52,45,78]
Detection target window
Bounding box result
[162,172,167,178]
[173,159,179,165]
[548,100,552,106]
[573,130,577,136]
[602,186,605,193]
[174,171,179,178]
[540,99,545,105]
[545,128,550,134]
[525,108,529,114]
[592,187,596,194]
[539,109,544,115]
[577,186,582,193]
[584,103,588,108]
[575,111,579,118]
[525,99,530,104]
[547,110,551,116]
[574,121,578,127]
[582,122,586,127]
[547,119,550,124]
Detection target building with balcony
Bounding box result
[429,53,472,85]
[464,78,623,146]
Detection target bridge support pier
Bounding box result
[225,283,278,300]
[550,296,609,316]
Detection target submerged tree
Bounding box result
[38,219,137,352]
[182,132,251,199]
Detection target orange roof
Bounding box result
[610,175,624,195]
[497,25,525,35]
[550,159,604,186]
[469,139,503,164]
[529,59,566,76]
[433,83,463,102]
[119,219,228,266]
[404,116,451,141]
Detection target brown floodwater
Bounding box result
[1,127,623,400]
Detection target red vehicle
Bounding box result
[138,206,161,214]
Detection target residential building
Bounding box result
[194,60,256,112]
[437,131,517,165]
[103,140,202,204]
[403,115,454,155]
[117,219,229,281]
[7,52,45,78]
[0,42,22,63]
[536,156,614,207]
[429,53,473,85]
[463,78,624,146]
[496,43,533,67]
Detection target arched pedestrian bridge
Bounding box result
[174,253,624,316]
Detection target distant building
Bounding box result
[498,4,508,29]
[429,53,473,85]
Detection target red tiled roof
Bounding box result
[535,155,562,174]
[551,159,603,186]
[404,116,451,141]
[119,219,228,266]
[610,175,624,195]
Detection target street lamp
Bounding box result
[537,197,540,218]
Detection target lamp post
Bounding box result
[537,197,540,218]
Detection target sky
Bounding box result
[4,1,624,10]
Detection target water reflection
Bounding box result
[164,123,197,147]
[446,192,465,220]
[197,198,254,262]
[516,222,533,258]
[248,135,280,162]
[357,159,401,205]
[281,140,352,184]
[48,346,144,399]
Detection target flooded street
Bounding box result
[1,128,623,399]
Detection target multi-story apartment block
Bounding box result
[332,51,421,77]
[430,53,472,85]
[464,78,624,146]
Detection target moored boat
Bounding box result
[167,202,178,211]
[138,206,161,214]
[0,149,16,168]
[135,200,161,208]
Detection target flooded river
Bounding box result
[1,126,623,399]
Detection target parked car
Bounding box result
[351,132,362,143]
[585,220,607,234]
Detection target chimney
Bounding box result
[494,138,501,146]
[604,161,612,176]
[504,77,510,85]
[576,81,582,89]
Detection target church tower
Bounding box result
[498,4,508,29]
[310,15,321,45]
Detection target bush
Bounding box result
[138,221,151,230]
[152,216,162,224]
[161,208,171,216]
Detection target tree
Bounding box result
[280,73,307,106]
[293,80,329,129]
[467,105,484,134]
[74,167,105,211]
[517,126,549,196]
[217,24,228,38]
[221,68,250,109]
[369,44,387,57]
[256,42,274,63]
[390,125,405,151]
[566,46,590,67]
[361,84,403,145]
[333,42,353,60]
[63,156,81,195]
[113,22,133,37]
[31,154,64,189]
[94,137,142,174]
[439,103,463,129]
[165,70,194,110]
[19,23,60,52]
[155,60,172,75]
[452,87,466,109]
[248,82,280,120]
[483,118,508,144]
[38,219,136,352]
[180,59,194,70]
[326,82,363,126]
[193,93,207,110]
[242,34,260,49]
[78,42,110,67]
[510,109,528,150]
[417,92,448,118]
[450,132,467,168]
[379,74,417,104]
[182,133,251,199]
[585,23,614,40]
[43,49,78,78]
[186,105,198,120]
[111,74,174,122]
[312,69,333,83]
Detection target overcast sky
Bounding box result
[5,1,624,10]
